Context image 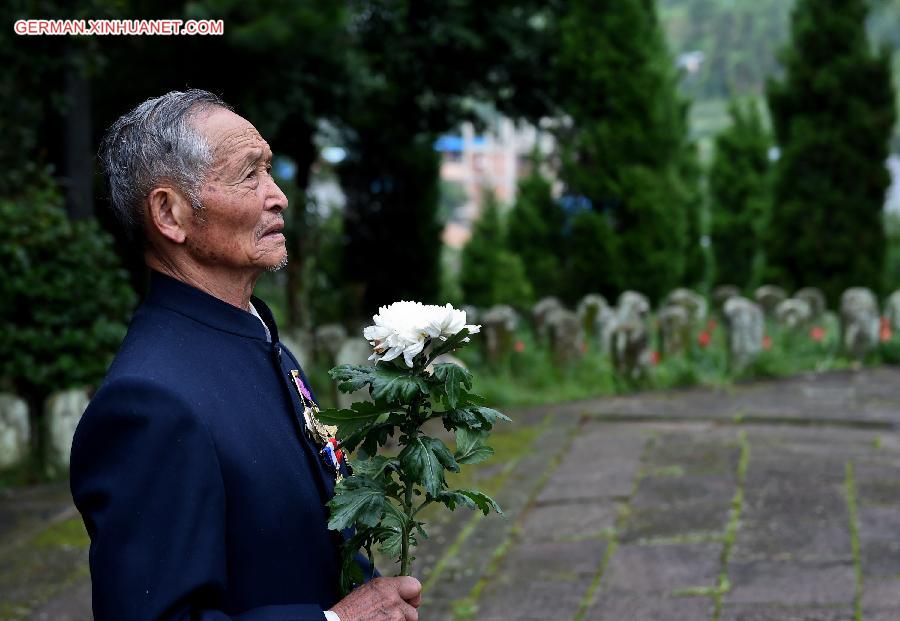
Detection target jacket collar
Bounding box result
[145,270,280,342]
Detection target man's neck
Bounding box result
[146,253,259,311]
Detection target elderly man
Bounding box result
[69,90,421,621]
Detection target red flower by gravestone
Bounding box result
[762,335,772,350]
[697,331,711,348]
[810,326,825,342]
[514,340,525,353]
[650,351,661,365]
[880,317,892,342]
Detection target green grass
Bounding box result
[712,430,750,621]
[0,453,64,491]
[845,461,863,621]
[572,538,619,621]
[31,517,89,549]
[444,414,573,620]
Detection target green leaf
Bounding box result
[315,400,392,426]
[377,501,411,558]
[377,527,403,558]
[442,407,484,430]
[327,476,386,531]
[398,437,446,496]
[454,428,494,465]
[458,392,488,406]
[316,402,395,454]
[472,406,512,427]
[338,413,392,453]
[443,404,511,431]
[339,540,367,596]
[329,364,376,394]
[350,455,399,482]
[435,489,477,511]
[360,425,396,458]
[428,327,472,361]
[422,436,460,473]
[371,366,430,403]
[457,489,503,516]
[432,363,473,409]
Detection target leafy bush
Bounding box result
[459,192,533,309]
[0,175,135,474]
[507,166,566,299]
[708,99,772,288]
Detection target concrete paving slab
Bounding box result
[619,499,731,544]
[476,575,594,621]
[718,604,854,620]
[602,542,722,594]
[862,577,900,617]
[5,368,900,620]
[724,560,856,606]
[584,592,714,621]
[520,500,618,542]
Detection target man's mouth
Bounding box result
[259,221,285,240]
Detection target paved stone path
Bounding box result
[2,368,900,620]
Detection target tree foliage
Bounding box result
[885,210,900,292]
[460,192,533,308]
[0,174,135,467]
[764,0,896,301]
[709,99,772,288]
[556,0,700,302]
[336,0,563,317]
[560,208,618,304]
[507,164,566,299]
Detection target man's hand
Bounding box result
[329,576,422,621]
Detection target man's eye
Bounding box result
[245,169,257,180]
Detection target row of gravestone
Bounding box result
[171,285,900,406]
[3,285,899,472]
[462,285,900,381]
[0,389,90,474]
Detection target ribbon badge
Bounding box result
[321,438,345,484]
[290,370,343,483]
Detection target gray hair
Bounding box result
[99,89,233,244]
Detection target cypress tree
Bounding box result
[765,0,896,302]
[561,208,618,304]
[556,0,700,302]
[507,164,566,298]
[709,99,772,289]
[460,191,533,309]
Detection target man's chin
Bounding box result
[266,253,289,273]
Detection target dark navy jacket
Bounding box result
[70,271,365,621]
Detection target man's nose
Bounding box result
[266,178,288,213]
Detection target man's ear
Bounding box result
[146,187,193,244]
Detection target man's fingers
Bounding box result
[402,600,419,621]
[330,576,422,621]
[395,576,422,602]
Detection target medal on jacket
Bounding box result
[290,370,344,483]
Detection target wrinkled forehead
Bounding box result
[195,107,270,163]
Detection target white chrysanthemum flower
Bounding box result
[363,301,480,367]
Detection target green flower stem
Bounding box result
[400,480,414,576]
[399,395,421,577]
